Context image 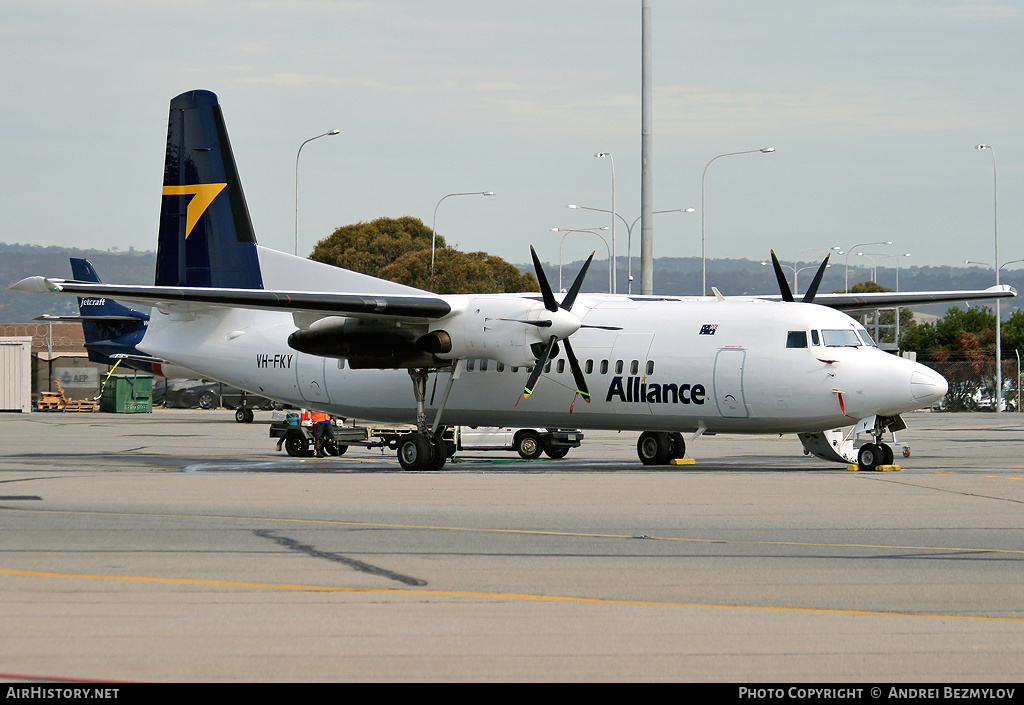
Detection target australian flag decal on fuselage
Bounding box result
[699,324,718,335]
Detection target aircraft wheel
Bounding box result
[235,408,254,423]
[284,431,310,458]
[668,432,686,459]
[425,436,447,471]
[398,433,433,471]
[637,432,671,465]
[515,431,544,459]
[857,443,883,471]
[880,443,895,466]
[544,447,570,459]
[902,446,911,458]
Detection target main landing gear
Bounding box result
[397,366,458,472]
[636,431,687,465]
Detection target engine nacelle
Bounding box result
[415,296,576,368]
[288,316,441,369]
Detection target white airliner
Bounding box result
[12,90,1015,471]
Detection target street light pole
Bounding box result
[977,144,1001,413]
[595,153,616,293]
[844,241,891,291]
[701,148,774,294]
[861,252,911,291]
[431,191,495,289]
[294,129,340,256]
[568,205,693,294]
[552,227,611,292]
[792,246,842,290]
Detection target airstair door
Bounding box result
[713,348,748,418]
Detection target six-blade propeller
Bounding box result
[522,246,596,403]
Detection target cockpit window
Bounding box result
[810,329,820,346]
[822,329,862,347]
[856,329,876,347]
[786,330,808,348]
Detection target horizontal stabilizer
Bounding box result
[35,314,145,323]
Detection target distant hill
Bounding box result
[2,241,1018,323]
[1,243,155,323]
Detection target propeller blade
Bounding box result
[523,335,558,399]
[770,250,795,303]
[580,324,623,331]
[560,251,595,312]
[530,246,559,313]
[801,255,831,303]
[563,339,591,403]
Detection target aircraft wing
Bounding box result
[756,285,1015,312]
[11,278,453,320]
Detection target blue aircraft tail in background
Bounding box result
[36,258,155,371]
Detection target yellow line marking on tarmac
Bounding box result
[5,506,1024,556]
[2,567,1022,624]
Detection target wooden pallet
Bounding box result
[37,381,68,412]
[64,399,99,413]
[36,397,65,412]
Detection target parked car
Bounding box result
[454,426,583,459]
[160,379,283,413]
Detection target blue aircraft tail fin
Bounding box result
[68,258,150,366]
[155,90,264,290]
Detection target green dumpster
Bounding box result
[100,374,154,413]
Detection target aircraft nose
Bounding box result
[910,367,948,406]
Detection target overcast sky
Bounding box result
[3,1,1022,287]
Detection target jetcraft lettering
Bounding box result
[256,353,293,369]
[606,376,705,405]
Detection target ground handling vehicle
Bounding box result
[269,413,433,458]
[270,415,583,461]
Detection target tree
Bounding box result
[309,216,538,295]
[379,249,538,295]
[899,305,1018,411]
[310,216,442,279]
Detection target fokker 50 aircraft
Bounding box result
[13,90,1016,471]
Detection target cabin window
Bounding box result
[822,329,862,347]
[556,359,565,374]
[586,359,594,374]
[601,360,609,374]
[810,329,820,346]
[786,330,808,348]
[480,359,489,371]
[511,367,519,373]
[496,362,505,372]
[615,360,624,374]
[646,360,655,375]
[630,360,639,375]
[544,360,552,373]
[466,359,475,371]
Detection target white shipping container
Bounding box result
[0,338,33,413]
